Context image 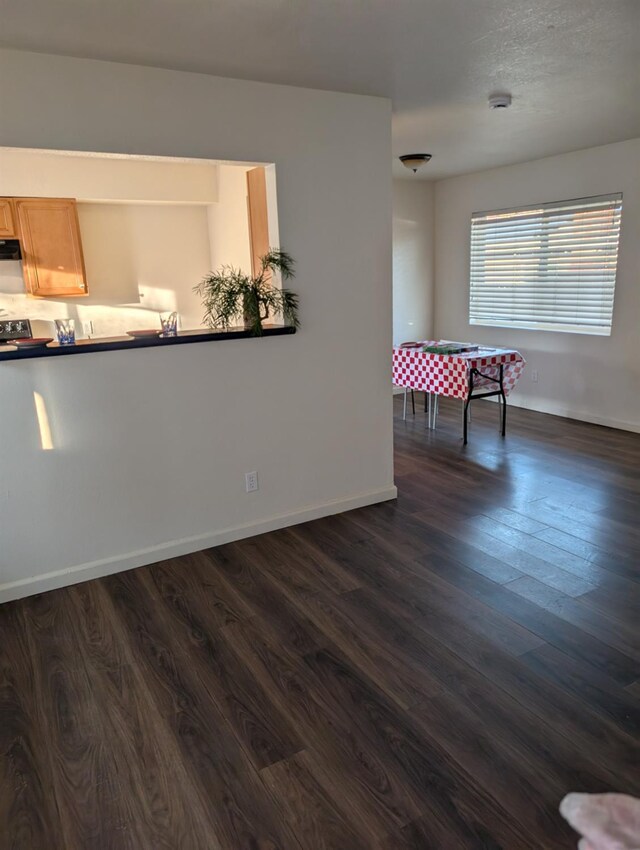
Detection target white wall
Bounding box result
[207,164,252,272]
[0,49,394,601]
[264,164,281,250]
[434,138,640,432]
[0,147,218,204]
[79,203,212,333]
[0,147,219,203]
[392,180,434,344]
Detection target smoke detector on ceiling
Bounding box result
[488,94,512,110]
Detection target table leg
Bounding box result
[464,371,474,445]
[499,364,506,437]
[403,387,408,421]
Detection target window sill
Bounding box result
[0,325,296,362]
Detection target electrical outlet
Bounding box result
[531,369,539,383]
[245,471,259,493]
[82,320,94,337]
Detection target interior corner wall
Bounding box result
[207,164,253,272]
[433,138,640,432]
[0,49,395,601]
[392,180,434,344]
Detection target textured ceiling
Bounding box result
[1,0,639,178]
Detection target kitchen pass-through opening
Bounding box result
[0,147,281,341]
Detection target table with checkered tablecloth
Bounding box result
[392,341,526,442]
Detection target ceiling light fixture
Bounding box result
[488,94,512,110]
[399,153,432,173]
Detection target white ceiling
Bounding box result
[1,0,639,179]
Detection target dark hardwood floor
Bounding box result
[2,396,639,849]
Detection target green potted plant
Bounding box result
[194,249,300,336]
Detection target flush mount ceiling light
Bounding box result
[488,93,512,109]
[399,153,432,173]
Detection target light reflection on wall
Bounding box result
[33,391,54,450]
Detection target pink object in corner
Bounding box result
[560,793,640,850]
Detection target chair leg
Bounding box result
[403,387,408,420]
[433,394,439,429]
[411,389,415,415]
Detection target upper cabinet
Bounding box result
[15,198,88,297]
[0,198,17,238]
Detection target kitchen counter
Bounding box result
[0,325,296,361]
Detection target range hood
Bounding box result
[0,240,22,260]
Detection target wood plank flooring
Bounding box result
[1,396,639,849]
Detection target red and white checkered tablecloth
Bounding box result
[393,341,526,401]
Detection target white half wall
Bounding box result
[0,49,395,601]
[392,180,434,344]
[434,138,640,432]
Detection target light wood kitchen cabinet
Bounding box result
[15,197,88,297]
[0,198,17,238]
[246,167,270,278]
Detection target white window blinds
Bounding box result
[469,193,622,336]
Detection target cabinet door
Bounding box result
[0,199,17,238]
[15,198,88,297]
[246,167,270,278]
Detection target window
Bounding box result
[469,193,622,336]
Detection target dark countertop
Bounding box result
[0,325,296,362]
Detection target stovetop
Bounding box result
[0,319,32,341]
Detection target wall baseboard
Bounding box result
[0,484,397,603]
[506,396,640,434]
[396,387,639,433]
